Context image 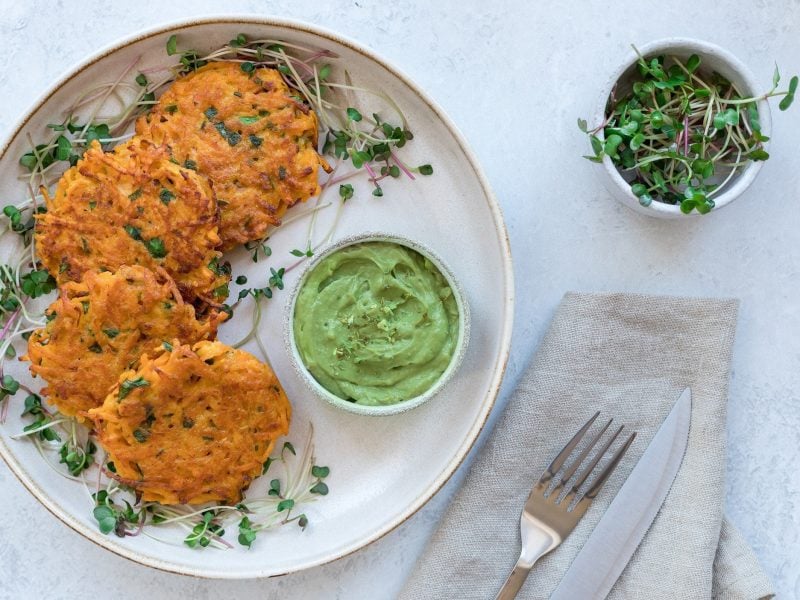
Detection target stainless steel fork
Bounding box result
[494,412,636,600]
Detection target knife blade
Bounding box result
[550,387,692,600]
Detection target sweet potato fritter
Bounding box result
[136,61,329,249]
[25,266,224,420]
[35,138,229,304]
[88,341,292,505]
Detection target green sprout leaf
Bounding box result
[310,482,329,495]
[603,134,623,159]
[21,270,56,298]
[339,183,354,202]
[93,506,117,535]
[55,135,72,161]
[779,75,798,110]
[166,34,178,56]
[311,465,330,478]
[238,517,257,548]
[346,107,363,122]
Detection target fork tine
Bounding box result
[555,418,613,489]
[539,411,599,484]
[583,431,637,499]
[569,424,624,493]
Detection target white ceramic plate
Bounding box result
[0,16,513,578]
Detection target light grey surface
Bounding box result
[0,1,797,599]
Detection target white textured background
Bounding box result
[1,1,799,599]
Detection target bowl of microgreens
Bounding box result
[579,38,797,217]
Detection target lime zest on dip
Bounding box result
[293,241,459,406]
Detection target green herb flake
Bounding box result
[119,377,150,400]
[159,188,175,205]
[145,237,168,259]
[124,224,142,241]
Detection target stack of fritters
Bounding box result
[25,266,225,420]
[25,61,324,503]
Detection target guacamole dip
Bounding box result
[293,241,460,406]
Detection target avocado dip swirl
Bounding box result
[293,241,459,406]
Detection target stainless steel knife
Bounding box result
[550,387,692,600]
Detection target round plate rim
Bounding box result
[0,14,515,579]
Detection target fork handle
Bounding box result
[495,559,533,600]
[494,528,555,600]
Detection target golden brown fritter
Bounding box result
[88,341,292,505]
[35,138,229,305]
[24,266,225,421]
[136,61,329,249]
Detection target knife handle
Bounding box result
[494,527,555,600]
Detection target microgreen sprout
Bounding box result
[581,46,797,213]
[166,33,433,197]
[87,426,330,549]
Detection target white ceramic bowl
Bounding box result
[593,38,772,219]
[285,232,470,416]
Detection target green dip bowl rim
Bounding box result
[284,232,471,416]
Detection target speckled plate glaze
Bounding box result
[0,16,513,578]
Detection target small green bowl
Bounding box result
[284,232,470,416]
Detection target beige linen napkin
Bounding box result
[399,292,773,600]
